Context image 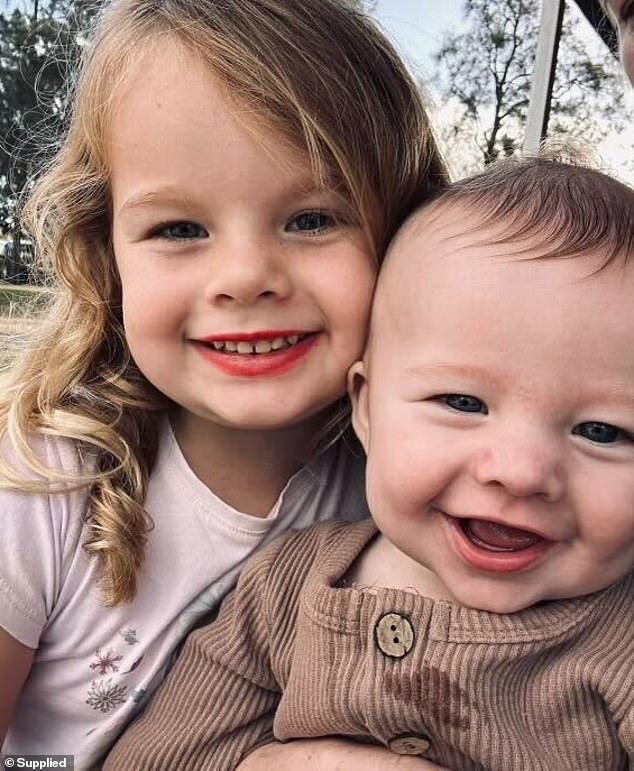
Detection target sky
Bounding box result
[367,1,634,182]
[371,0,465,79]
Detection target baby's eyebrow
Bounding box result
[580,388,634,409]
[403,363,505,385]
[404,364,634,407]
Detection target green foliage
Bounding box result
[434,0,626,167]
[0,0,99,236]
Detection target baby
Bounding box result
[107,155,634,771]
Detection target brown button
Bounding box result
[375,612,414,658]
[389,734,431,755]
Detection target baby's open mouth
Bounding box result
[459,518,543,552]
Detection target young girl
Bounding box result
[0,0,447,767]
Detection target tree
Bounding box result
[0,1,97,240]
[434,0,628,168]
[348,0,377,9]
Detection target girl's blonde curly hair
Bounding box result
[0,0,447,606]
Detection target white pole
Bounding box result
[523,0,565,153]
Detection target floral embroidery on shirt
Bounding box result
[120,628,139,645]
[84,630,144,714]
[86,679,127,713]
[89,648,123,675]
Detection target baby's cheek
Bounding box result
[592,513,634,556]
[366,451,425,518]
[575,464,634,531]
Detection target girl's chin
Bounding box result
[175,403,331,435]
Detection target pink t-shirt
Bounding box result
[0,422,368,769]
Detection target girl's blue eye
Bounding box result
[440,394,488,414]
[287,211,336,234]
[573,421,625,444]
[153,222,208,240]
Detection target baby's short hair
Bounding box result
[407,149,634,268]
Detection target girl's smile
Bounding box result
[190,330,321,377]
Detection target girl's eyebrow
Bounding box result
[118,188,200,217]
[118,182,343,219]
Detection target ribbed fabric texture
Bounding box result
[105,520,634,771]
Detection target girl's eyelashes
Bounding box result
[572,421,631,445]
[146,211,339,241]
[435,394,489,415]
[149,221,209,241]
[286,210,338,235]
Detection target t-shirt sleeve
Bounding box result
[0,437,86,648]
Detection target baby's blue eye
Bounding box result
[154,222,208,240]
[441,394,488,414]
[287,211,336,234]
[573,421,625,444]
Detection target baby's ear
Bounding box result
[348,360,370,452]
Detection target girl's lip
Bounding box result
[191,332,320,377]
[442,513,555,574]
[197,329,312,343]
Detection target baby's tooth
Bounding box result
[212,342,224,350]
[287,335,299,345]
[225,341,238,352]
[237,342,254,354]
[271,337,285,350]
[255,340,272,354]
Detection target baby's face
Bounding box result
[351,207,634,613]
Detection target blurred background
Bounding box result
[0,0,632,290]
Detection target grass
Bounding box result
[0,282,50,372]
[0,282,50,316]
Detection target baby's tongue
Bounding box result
[465,519,540,552]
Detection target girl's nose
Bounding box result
[203,236,293,306]
[469,437,565,501]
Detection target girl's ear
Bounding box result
[348,360,370,452]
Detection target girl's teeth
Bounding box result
[207,334,308,354]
